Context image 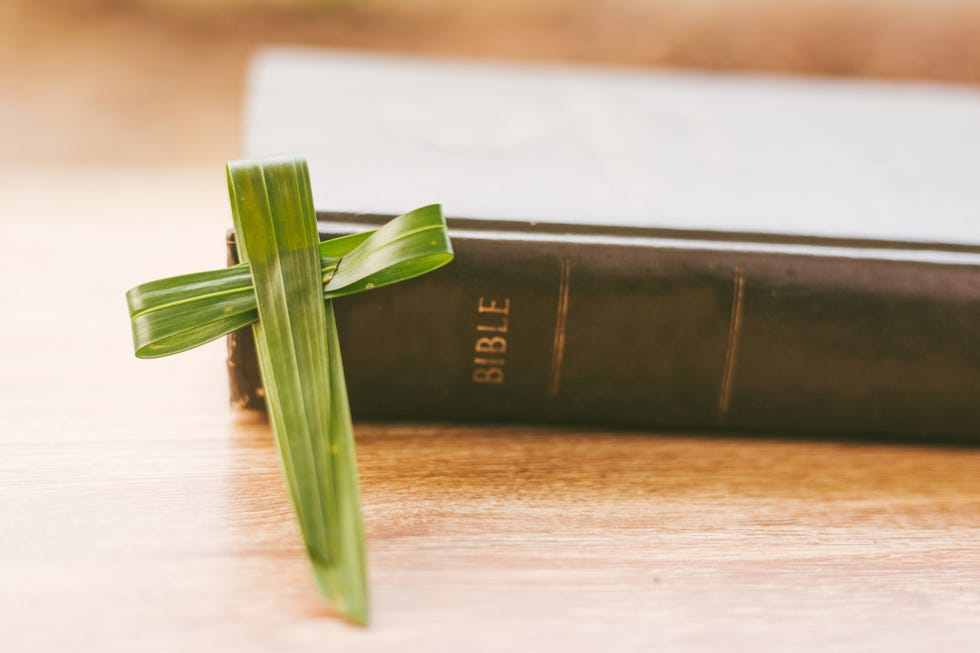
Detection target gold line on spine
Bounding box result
[547,258,572,398]
[718,265,746,419]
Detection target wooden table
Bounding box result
[3,167,979,651]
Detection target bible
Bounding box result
[229,48,980,442]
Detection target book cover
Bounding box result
[230,48,980,441]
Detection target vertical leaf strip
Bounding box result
[227,156,365,624]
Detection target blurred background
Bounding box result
[4,0,979,166]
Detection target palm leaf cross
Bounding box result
[125,156,454,625]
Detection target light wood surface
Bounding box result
[2,167,980,651]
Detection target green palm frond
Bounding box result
[125,155,453,625]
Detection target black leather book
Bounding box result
[229,49,980,441]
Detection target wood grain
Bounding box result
[2,167,979,651]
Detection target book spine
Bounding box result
[228,228,980,442]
